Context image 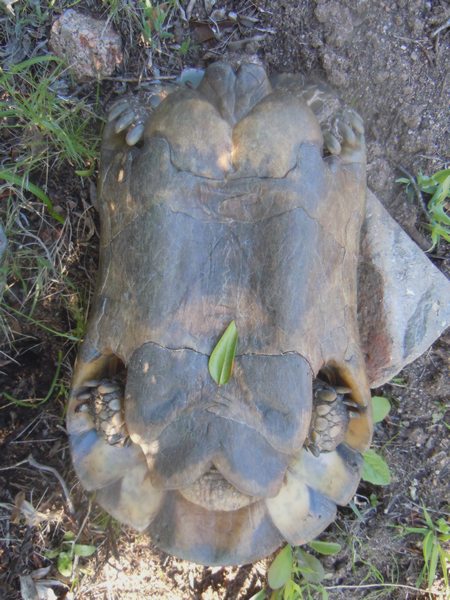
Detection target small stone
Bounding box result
[50,10,122,81]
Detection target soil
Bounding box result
[0,1,449,599]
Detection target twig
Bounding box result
[27,455,75,514]
[0,455,75,514]
[325,583,426,593]
[102,75,176,82]
[74,499,92,544]
[432,17,450,37]
[186,0,196,21]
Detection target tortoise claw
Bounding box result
[126,122,145,146]
[107,100,129,122]
[323,131,342,155]
[115,109,136,134]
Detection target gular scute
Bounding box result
[68,61,448,566]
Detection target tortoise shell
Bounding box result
[67,62,449,566]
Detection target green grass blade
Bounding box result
[0,170,65,224]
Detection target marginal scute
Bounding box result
[70,428,146,490]
[289,445,362,506]
[148,492,283,566]
[96,463,164,531]
[266,474,336,546]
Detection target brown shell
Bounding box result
[68,62,447,566]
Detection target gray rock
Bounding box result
[358,190,450,388]
[50,9,123,81]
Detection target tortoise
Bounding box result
[67,62,449,566]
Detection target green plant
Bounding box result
[46,531,96,578]
[397,168,450,250]
[139,0,175,46]
[0,54,98,351]
[0,55,98,201]
[398,507,449,591]
[178,36,192,56]
[361,396,392,486]
[263,540,342,599]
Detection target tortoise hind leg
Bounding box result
[306,379,362,456]
[74,378,128,447]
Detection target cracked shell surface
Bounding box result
[69,62,376,565]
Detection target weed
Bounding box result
[46,531,97,579]
[397,168,450,250]
[0,55,98,189]
[262,540,342,599]
[361,395,392,486]
[139,0,176,47]
[398,506,449,591]
[0,54,97,355]
[178,36,192,56]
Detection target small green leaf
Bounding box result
[63,531,75,541]
[73,544,96,557]
[422,530,434,563]
[295,548,325,583]
[422,506,434,530]
[308,540,342,555]
[371,396,391,423]
[283,578,302,599]
[267,545,293,590]
[362,449,391,485]
[249,590,267,600]
[57,551,73,577]
[208,321,238,386]
[428,541,439,589]
[439,546,449,588]
[45,549,60,559]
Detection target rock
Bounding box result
[358,191,450,388]
[50,9,122,81]
[314,1,354,47]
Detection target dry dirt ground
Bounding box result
[0,1,449,599]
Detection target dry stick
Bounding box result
[325,583,426,593]
[0,455,74,514]
[27,455,75,515]
[432,17,450,37]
